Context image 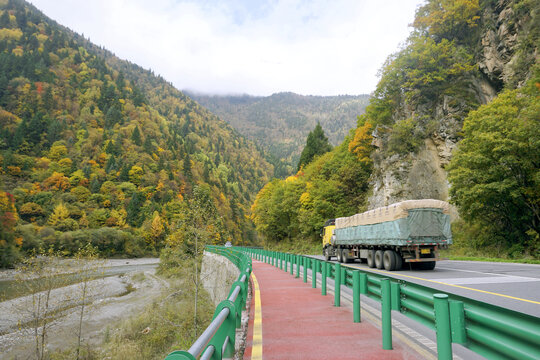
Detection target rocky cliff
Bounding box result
[367,0,538,209]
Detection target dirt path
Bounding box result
[0,260,165,359]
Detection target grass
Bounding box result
[441,249,540,264]
[101,278,214,360]
[48,273,214,360]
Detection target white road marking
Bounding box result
[430,275,540,285]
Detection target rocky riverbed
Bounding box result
[0,258,164,359]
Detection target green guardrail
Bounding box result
[240,247,540,360]
[164,246,252,360]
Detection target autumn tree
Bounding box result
[413,0,481,43]
[0,191,20,267]
[348,116,374,164]
[163,185,225,336]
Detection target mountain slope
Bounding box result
[189,92,370,177]
[0,0,273,265]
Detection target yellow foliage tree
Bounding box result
[42,172,71,191]
[348,120,374,164]
[128,165,143,185]
[49,143,68,161]
[48,203,69,226]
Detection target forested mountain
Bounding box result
[0,0,273,266]
[251,0,539,258]
[188,92,370,177]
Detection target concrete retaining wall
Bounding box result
[200,251,240,306]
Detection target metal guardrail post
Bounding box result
[334,263,341,307]
[360,272,367,294]
[296,255,300,278]
[381,278,392,350]
[353,270,361,323]
[303,257,308,283]
[391,282,400,311]
[449,300,466,345]
[321,261,327,296]
[164,351,196,360]
[290,254,294,275]
[433,294,452,360]
[312,259,317,288]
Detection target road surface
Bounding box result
[312,257,540,318]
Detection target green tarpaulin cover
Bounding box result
[335,208,452,246]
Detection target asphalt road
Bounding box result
[312,256,540,318]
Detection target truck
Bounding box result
[321,199,452,270]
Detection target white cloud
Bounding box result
[29,0,423,96]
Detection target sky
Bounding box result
[29,0,425,96]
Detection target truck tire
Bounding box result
[395,252,403,270]
[337,247,343,263]
[367,250,376,268]
[383,250,396,271]
[323,246,331,261]
[419,261,436,270]
[375,250,384,269]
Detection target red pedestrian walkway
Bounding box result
[244,260,423,360]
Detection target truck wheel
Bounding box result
[395,252,403,270]
[375,250,384,269]
[337,248,343,263]
[419,261,436,270]
[383,250,396,271]
[367,250,376,268]
[323,247,331,261]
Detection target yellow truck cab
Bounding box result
[321,219,335,260]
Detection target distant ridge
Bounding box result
[188,91,370,177]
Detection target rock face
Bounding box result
[478,0,522,88]
[367,0,535,209]
[369,139,451,207]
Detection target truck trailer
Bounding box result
[322,199,452,270]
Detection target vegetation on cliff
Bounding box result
[448,68,539,258]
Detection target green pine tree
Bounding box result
[131,126,142,146]
[297,123,332,170]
